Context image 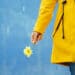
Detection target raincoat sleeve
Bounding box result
[33,0,57,34]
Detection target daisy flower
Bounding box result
[24,46,32,58]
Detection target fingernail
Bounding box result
[32,41,36,44]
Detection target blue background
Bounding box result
[0,0,71,75]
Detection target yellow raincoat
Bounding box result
[33,0,75,65]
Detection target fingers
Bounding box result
[31,32,42,44]
[31,32,39,44]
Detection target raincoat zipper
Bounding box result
[53,0,66,39]
[62,0,66,39]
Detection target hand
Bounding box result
[31,31,43,44]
